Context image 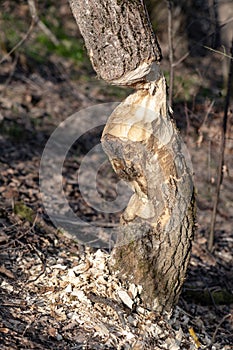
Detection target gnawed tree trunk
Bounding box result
[69,0,195,312]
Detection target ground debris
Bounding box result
[0,2,232,348]
[0,215,232,349]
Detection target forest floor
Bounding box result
[0,1,233,349]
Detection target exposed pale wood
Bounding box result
[102,71,195,312]
[69,0,195,312]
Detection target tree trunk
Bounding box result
[69,0,162,84]
[69,0,195,313]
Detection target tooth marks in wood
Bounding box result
[69,0,195,313]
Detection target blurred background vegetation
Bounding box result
[0,0,232,104]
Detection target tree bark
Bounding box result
[69,0,162,84]
[69,0,195,313]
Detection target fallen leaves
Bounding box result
[0,7,232,348]
[0,265,15,279]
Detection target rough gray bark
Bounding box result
[69,0,162,84]
[69,0,195,313]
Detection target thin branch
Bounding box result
[172,51,190,68]
[208,38,233,252]
[0,0,59,65]
[27,0,59,46]
[0,20,36,64]
[166,0,174,107]
[172,17,233,68]
[1,53,19,92]
[203,45,233,60]
[211,313,232,344]
[197,100,215,147]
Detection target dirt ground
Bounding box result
[0,1,233,349]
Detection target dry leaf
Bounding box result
[0,265,15,279]
[117,290,133,309]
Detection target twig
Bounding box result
[166,0,174,107]
[0,0,59,65]
[208,38,233,251]
[0,20,36,64]
[87,292,127,328]
[26,242,46,284]
[203,45,233,60]
[172,51,190,68]
[1,53,19,92]
[211,313,232,344]
[27,0,59,46]
[172,17,233,68]
[197,99,215,148]
[184,102,190,141]
[201,100,215,129]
